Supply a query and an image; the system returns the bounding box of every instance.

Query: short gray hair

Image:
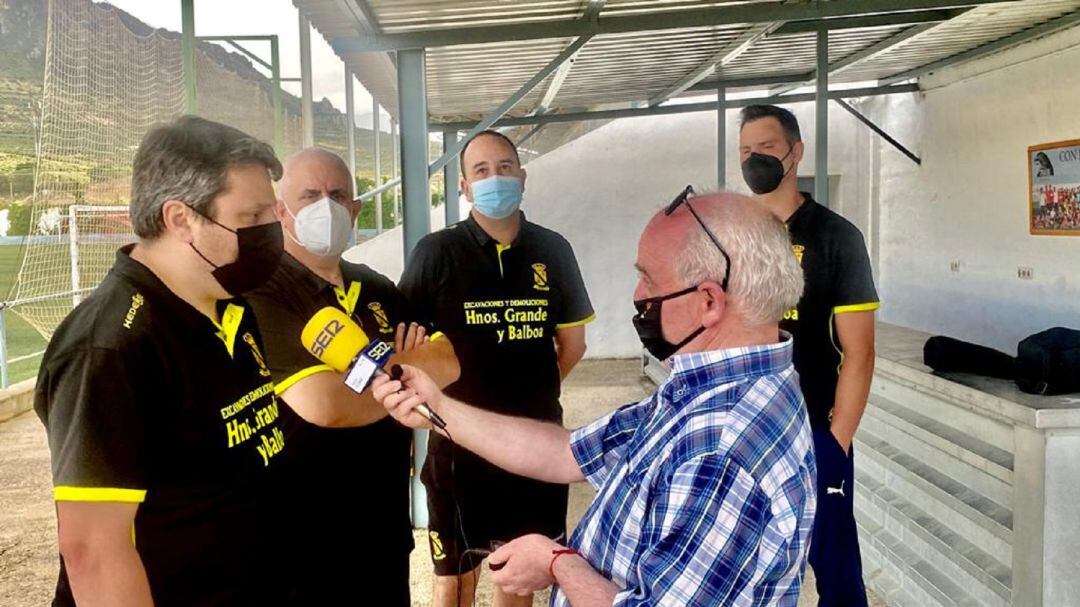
[675,193,803,327]
[130,115,282,239]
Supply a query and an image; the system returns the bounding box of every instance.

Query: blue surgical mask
[470,176,523,219]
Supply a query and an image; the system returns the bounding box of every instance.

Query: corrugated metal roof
[296,0,1080,128]
[368,0,589,32]
[837,0,1080,81]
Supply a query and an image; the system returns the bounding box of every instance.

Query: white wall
[858,26,1080,354]
[524,103,865,358]
[342,198,466,280]
[347,106,865,359]
[348,25,1080,358]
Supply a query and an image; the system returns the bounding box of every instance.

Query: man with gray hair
[35,116,289,606]
[373,190,817,606]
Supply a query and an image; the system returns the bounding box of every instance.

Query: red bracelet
[549,547,581,583]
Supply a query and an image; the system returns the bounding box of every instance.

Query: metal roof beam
[583,0,607,21]
[330,0,1017,52]
[834,98,921,165]
[532,1,606,115]
[333,0,381,36]
[430,83,919,131]
[772,8,965,35]
[196,38,274,71]
[524,1,608,144]
[769,11,966,96]
[648,22,783,107]
[427,35,594,176]
[687,74,814,93]
[881,9,1080,85]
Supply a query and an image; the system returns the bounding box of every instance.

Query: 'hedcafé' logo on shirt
[532,263,550,291]
[123,293,145,329]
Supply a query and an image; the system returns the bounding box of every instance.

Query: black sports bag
[1015,327,1080,395]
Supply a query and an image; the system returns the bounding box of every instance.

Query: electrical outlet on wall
[949,260,961,273]
[1018,266,1034,280]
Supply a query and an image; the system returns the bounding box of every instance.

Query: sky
[107,0,387,130]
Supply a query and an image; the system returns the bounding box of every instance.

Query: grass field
[0,245,51,386]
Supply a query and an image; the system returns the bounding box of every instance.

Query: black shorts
[422,434,568,575]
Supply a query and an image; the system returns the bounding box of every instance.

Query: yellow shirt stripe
[833,302,880,314]
[557,313,597,329]
[274,364,335,395]
[55,486,147,503]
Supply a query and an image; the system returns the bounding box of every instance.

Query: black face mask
[189,210,284,296]
[741,146,795,195]
[632,285,705,361]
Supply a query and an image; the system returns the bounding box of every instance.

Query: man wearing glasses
[375,192,817,606]
[739,104,879,607]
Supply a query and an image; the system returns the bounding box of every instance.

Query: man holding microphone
[376,192,817,606]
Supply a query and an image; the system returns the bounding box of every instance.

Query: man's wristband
[549,547,581,583]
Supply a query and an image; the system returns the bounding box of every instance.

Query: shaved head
[275,147,360,251]
[279,147,352,199]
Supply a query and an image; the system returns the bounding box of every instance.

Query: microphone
[300,307,446,429]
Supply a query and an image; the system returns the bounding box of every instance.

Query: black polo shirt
[781,194,880,428]
[400,212,594,422]
[245,253,414,557]
[35,245,285,607]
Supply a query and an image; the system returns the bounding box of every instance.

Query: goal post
[66,205,134,307]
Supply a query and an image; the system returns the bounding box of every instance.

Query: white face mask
[284,197,354,257]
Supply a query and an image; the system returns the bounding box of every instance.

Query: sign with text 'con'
[1030,138,1080,236]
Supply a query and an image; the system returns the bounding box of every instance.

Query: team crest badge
[368,302,394,334]
[429,531,447,561]
[532,263,550,292]
[242,332,271,377]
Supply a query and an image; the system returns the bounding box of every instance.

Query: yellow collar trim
[333,281,362,315]
[213,303,245,357]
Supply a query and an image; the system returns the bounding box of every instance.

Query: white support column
[398,49,430,258]
[716,84,726,190]
[299,13,314,148]
[345,71,357,185]
[68,207,81,307]
[815,26,829,207]
[373,101,382,233]
[392,119,400,226]
[443,131,460,226]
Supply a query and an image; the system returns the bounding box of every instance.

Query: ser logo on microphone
[310,319,345,359]
[366,340,394,361]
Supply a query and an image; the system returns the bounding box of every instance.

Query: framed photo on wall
[1029,138,1080,236]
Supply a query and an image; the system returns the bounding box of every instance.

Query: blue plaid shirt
[555,336,816,606]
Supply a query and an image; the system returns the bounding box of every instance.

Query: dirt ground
[0,359,879,606]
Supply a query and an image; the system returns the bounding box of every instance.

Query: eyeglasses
[665,185,731,291]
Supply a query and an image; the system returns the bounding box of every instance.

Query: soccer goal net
[5,0,298,340]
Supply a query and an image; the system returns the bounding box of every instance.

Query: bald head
[279,147,353,203]
[275,147,360,255]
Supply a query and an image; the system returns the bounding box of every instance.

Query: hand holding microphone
[370,363,448,431]
[301,307,446,429]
